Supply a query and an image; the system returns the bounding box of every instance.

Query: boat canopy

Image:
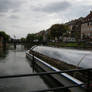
[33,46,92,68]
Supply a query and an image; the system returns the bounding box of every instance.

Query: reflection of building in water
[14,40,16,49]
[0,48,8,58]
[14,35,17,49]
[0,36,3,48]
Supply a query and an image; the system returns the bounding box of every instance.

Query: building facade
[66,11,92,41]
[81,11,92,40]
[36,30,48,42]
[65,17,84,41]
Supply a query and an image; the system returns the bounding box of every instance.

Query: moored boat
[26,46,88,92]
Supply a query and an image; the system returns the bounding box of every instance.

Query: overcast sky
[0,0,92,38]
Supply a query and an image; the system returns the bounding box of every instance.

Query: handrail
[0,68,91,79]
[0,68,91,92]
[30,84,85,92]
[26,49,92,92]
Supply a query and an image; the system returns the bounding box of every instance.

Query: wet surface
[33,46,92,68]
[0,45,48,92]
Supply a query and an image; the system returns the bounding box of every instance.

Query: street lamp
[14,35,16,49]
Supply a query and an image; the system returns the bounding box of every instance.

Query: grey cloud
[11,9,20,13]
[0,13,5,17]
[77,5,92,17]
[9,15,19,19]
[33,1,71,13]
[12,25,24,29]
[0,0,23,13]
[66,5,92,19]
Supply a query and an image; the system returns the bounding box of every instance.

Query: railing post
[87,70,91,92]
[31,45,37,72]
[32,50,35,72]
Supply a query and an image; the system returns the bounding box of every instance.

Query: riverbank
[47,42,92,50]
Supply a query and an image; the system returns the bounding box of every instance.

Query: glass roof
[33,46,92,68]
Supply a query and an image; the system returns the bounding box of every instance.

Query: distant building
[81,11,92,40]
[36,30,45,37]
[66,11,92,40]
[36,30,48,42]
[65,17,84,41]
[65,19,78,31]
[63,37,76,42]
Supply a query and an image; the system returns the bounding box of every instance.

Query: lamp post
[14,35,16,49]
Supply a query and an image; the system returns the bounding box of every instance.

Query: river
[0,45,48,92]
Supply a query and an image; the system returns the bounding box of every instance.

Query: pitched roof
[85,11,92,20]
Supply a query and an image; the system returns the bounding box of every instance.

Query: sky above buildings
[0,0,92,38]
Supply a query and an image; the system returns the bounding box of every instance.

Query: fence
[0,68,92,92]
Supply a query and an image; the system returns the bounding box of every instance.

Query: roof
[84,11,92,21]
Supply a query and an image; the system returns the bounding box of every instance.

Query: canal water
[0,45,48,92]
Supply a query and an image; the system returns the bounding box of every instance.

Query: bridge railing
[0,68,92,92]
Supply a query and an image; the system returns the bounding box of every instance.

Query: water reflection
[0,45,48,92]
[27,57,68,92]
[0,48,9,60]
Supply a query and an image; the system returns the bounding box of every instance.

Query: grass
[47,42,86,48]
[64,43,78,47]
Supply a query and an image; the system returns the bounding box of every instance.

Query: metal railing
[26,49,92,92]
[30,84,85,92]
[0,68,92,92]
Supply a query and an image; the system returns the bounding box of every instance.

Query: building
[36,30,48,42]
[36,11,92,42]
[36,30,45,37]
[67,11,92,40]
[65,17,84,41]
[65,19,78,31]
[81,11,92,40]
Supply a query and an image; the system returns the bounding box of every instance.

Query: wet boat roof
[33,46,92,68]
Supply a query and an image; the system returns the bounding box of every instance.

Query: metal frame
[0,68,91,79]
[30,84,85,92]
[26,49,92,92]
[0,68,91,92]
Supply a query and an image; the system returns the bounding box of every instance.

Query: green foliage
[48,42,79,47]
[0,31,10,41]
[64,43,78,47]
[20,37,26,43]
[50,24,69,40]
[37,35,43,43]
[26,34,35,43]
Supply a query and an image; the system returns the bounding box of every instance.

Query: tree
[25,33,36,48]
[36,35,43,43]
[20,37,26,44]
[0,31,10,42]
[50,24,69,40]
[26,34,35,43]
[0,31,10,48]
